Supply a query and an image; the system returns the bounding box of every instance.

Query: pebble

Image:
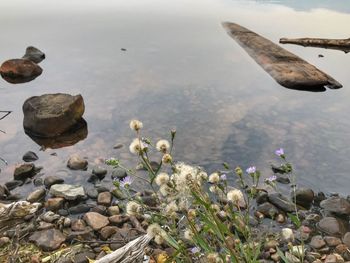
[268,193,295,212]
[310,235,326,249]
[325,236,342,247]
[320,197,350,216]
[107,206,120,216]
[111,168,127,180]
[13,163,35,180]
[68,204,92,214]
[100,226,120,240]
[97,192,112,206]
[92,166,107,179]
[29,229,66,251]
[26,188,46,203]
[44,176,64,188]
[87,188,99,199]
[67,154,88,170]
[45,197,65,211]
[22,151,39,162]
[84,212,109,230]
[281,228,294,242]
[318,217,349,237]
[50,184,85,200]
[5,180,22,190]
[71,219,87,231]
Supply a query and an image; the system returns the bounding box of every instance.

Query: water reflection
[25,119,88,149]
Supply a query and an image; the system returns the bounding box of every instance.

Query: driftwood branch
[280,37,350,53]
[222,22,342,92]
[95,234,152,263]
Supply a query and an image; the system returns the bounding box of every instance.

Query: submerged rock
[50,184,85,200]
[0,59,42,84]
[23,93,85,137]
[67,154,88,170]
[22,46,45,64]
[13,163,36,180]
[29,229,66,251]
[317,217,349,237]
[320,197,350,216]
[22,151,39,162]
[27,188,46,203]
[268,193,295,212]
[294,188,314,208]
[44,176,64,188]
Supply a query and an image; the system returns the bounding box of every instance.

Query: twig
[0,111,11,121]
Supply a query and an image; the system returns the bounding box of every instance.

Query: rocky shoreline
[1,153,350,263]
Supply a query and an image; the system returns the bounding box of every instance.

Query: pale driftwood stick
[280,37,350,53]
[95,234,152,263]
[222,22,342,91]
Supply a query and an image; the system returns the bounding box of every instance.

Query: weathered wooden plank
[280,37,350,53]
[222,22,342,91]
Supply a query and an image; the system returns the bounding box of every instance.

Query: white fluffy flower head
[129,119,143,131]
[227,189,246,208]
[208,172,220,184]
[126,201,142,216]
[155,172,170,186]
[129,138,146,155]
[156,139,170,153]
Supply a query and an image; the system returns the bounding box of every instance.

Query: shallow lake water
[0,0,350,195]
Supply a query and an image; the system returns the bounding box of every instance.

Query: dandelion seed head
[162,153,172,164]
[126,201,142,216]
[129,138,146,155]
[156,139,170,153]
[155,172,170,186]
[129,119,143,131]
[184,229,194,241]
[208,172,220,184]
[147,223,162,237]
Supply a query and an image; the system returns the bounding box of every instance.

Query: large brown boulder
[23,93,85,137]
[0,59,42,84]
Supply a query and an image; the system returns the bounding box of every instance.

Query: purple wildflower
[266,175,277,182]
[275,148,284,157]
[246,166,256,174]
[190,247,200,254]
[220,174,227,181]
[120,175,133,188]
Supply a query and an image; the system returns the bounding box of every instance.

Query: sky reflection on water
[0,0,350,195]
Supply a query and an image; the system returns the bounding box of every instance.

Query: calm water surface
[0,0,350,195]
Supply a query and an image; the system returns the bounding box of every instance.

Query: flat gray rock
[50,184,85,200]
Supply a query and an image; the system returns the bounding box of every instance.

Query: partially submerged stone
[222,22,342,91]
[320,196,350,216]
[67,154,88,170]
[13,163,36,180]
[22,46,45,63]
[23,93,85,137]
[0,58,42,84]
[49,184,85,200]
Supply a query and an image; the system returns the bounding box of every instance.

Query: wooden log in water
[222,22,342,91]
[280,37,350,53]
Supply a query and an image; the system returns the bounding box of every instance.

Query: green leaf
[277,248,291,263]
[223,162,230,169]
[288,213,301,228]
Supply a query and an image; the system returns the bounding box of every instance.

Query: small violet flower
[265,175,277,182]
[119,175,133,188]
[275,148,284,157]
[190,247,200,254]
[246,166,256,174]
[220,174,227,181]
